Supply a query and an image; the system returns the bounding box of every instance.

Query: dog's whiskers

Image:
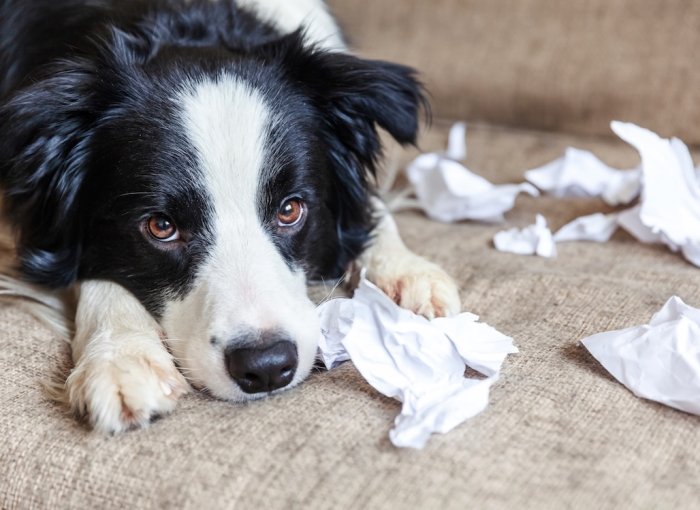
[165,349,201,383]
[316,273,348,306]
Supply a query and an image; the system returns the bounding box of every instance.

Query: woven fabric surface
[327,0,700,145]
[2,122,700,509]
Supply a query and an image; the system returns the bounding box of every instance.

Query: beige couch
[2,1,700,508]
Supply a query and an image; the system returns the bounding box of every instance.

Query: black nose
[226,340,298,394]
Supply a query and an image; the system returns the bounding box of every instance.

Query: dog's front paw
[66,331,188,434]
[367,253,461,319]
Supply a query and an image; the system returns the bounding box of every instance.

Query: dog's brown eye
[147,215,179,242]
[278,198,305,227]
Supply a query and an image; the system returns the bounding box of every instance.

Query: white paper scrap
[524,147,641,206]
[446,121,467,161]
[616,205,665,244]
[316,278,518,449]
[317,297,351,370]
[610,122,700,268]
[514,122,700,267]
[405,123,538,223]
[493,214,557,257]
[581,296,700,415]
[553,213,620,243]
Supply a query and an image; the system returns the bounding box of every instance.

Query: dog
[0,0,461,433]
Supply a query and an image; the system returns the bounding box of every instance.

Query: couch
[2,1,700,508]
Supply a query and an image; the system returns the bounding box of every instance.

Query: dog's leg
[66,280,188,434]
[359,199,461,319]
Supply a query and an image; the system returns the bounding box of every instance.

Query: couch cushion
[327,0,700,145]
[2,122,700,509]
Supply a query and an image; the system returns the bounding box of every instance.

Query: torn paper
[581,296,700,415]
[446,121,467,161]
[514,122,700,268]
[493,214,556,257]
[610,122,700,268]
[404,123,538,223]
[317,277,517,449]
[553,213,619,243]
[524,147,641,206]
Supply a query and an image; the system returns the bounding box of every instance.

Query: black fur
[0,0,426,315]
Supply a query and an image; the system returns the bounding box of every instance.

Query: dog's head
[0,3,426,400]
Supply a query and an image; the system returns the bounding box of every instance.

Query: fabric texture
[2,121,700,509]
[4,1,700,507]
[327,0,700,144]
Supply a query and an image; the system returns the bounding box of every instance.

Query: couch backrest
[327,0,700,144]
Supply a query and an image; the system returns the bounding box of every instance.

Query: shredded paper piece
[610,122,700,267]
[525,147,640,206]
[582,296,700,415]
[317,278,517,449]
[493,214,556,258]
[405,123,538,223]
[400,120,700,265]
[446,121,467,161]
[508,121,700,266]
[553,213,619,243]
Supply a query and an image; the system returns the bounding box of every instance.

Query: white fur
[237,0,345,50]
[162,75,319,401]
[67,281,188,434]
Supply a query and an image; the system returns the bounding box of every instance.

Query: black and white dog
[0,0,460,433]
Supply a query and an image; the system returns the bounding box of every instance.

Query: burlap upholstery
[328,0,700,145]
[3,1,700,508]
[2,121,700,508]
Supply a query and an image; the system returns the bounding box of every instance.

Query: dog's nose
[226,340,298,393]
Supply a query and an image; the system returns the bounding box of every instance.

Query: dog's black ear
[265,37,428,275]
[0,61,97,286]
[261,32,428,168]
[297,48,428,174]
[320,54,426,160]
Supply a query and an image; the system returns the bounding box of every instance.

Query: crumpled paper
[405,123,538,223]
[553,213,620,243]
[581,296,700,415]
[611,122,700,267]
[317,277,517,449]
[525,147,640,206]
[493,214,557,258]
[517,122,700,267]
[494,212,618,250]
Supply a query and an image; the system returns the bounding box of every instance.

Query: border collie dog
[0,0,460,433]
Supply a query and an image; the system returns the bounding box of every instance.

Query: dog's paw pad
[66,333,188,434]
[370,255,461,319]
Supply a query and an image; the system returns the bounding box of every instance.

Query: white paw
[66,331,188,434]
[367,252,461,319]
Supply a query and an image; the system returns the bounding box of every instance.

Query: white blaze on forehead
[180,75,269,222]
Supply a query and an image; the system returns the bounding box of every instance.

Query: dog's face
[84,71,334,400]
[0,18,424,400]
